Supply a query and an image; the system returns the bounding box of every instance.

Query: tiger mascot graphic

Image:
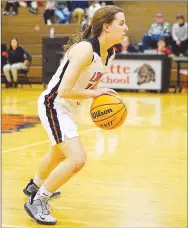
[134,64,156,85]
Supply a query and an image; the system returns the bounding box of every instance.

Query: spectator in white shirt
[87,1,101,24]
[172,14,188,56]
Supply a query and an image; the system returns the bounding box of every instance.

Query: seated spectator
[142,13,170,50]
[54,1,71,24]
[70,1,89,24]
[3,38,32,88]
[43,0,55,25]
[1,44,8,71]
[172,14,188,56]
[156,38,172,56]
[3,0,19,16]
[87,1,101,24]
[116,36,138,54]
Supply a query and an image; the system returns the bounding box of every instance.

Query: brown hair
[9,37,19,50]
[64,5,124,51]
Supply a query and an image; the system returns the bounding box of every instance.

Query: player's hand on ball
[92,88,118,98]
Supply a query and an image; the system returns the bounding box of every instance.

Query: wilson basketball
[90,94,127,130]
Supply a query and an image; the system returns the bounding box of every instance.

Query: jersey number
[85,72,103,89]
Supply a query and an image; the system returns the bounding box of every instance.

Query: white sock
[33,173,44,187]
[34,185,52,202]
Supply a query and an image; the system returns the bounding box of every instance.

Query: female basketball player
[24,5,128,225]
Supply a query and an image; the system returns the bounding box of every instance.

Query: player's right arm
[58,41,117,100]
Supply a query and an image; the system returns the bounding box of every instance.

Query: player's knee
[72,155,87,173]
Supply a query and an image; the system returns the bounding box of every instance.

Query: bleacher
[2,5,81,83]
[2,1,187,84]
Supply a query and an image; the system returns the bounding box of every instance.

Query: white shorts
[38,93,79,146]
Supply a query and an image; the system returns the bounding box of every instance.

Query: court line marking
[2,127,98,154]
[2,106,186,154]
[2,225,32,228]
[1,99,37,105]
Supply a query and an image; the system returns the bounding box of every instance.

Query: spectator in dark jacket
[3,38,32,87]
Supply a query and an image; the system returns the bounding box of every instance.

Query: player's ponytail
[82,25,92,39]
[64,25,92,52]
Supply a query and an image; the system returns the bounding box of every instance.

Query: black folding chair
[17,63,32,88]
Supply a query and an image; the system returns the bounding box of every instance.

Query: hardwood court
[2,85,187,228]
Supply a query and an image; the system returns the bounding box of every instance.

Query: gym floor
[2,85,187,228]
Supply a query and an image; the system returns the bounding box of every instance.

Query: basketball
[90,94,127,130]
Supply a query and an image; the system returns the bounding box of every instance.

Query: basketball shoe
[23,179,61,199]
[24,192,57,225]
